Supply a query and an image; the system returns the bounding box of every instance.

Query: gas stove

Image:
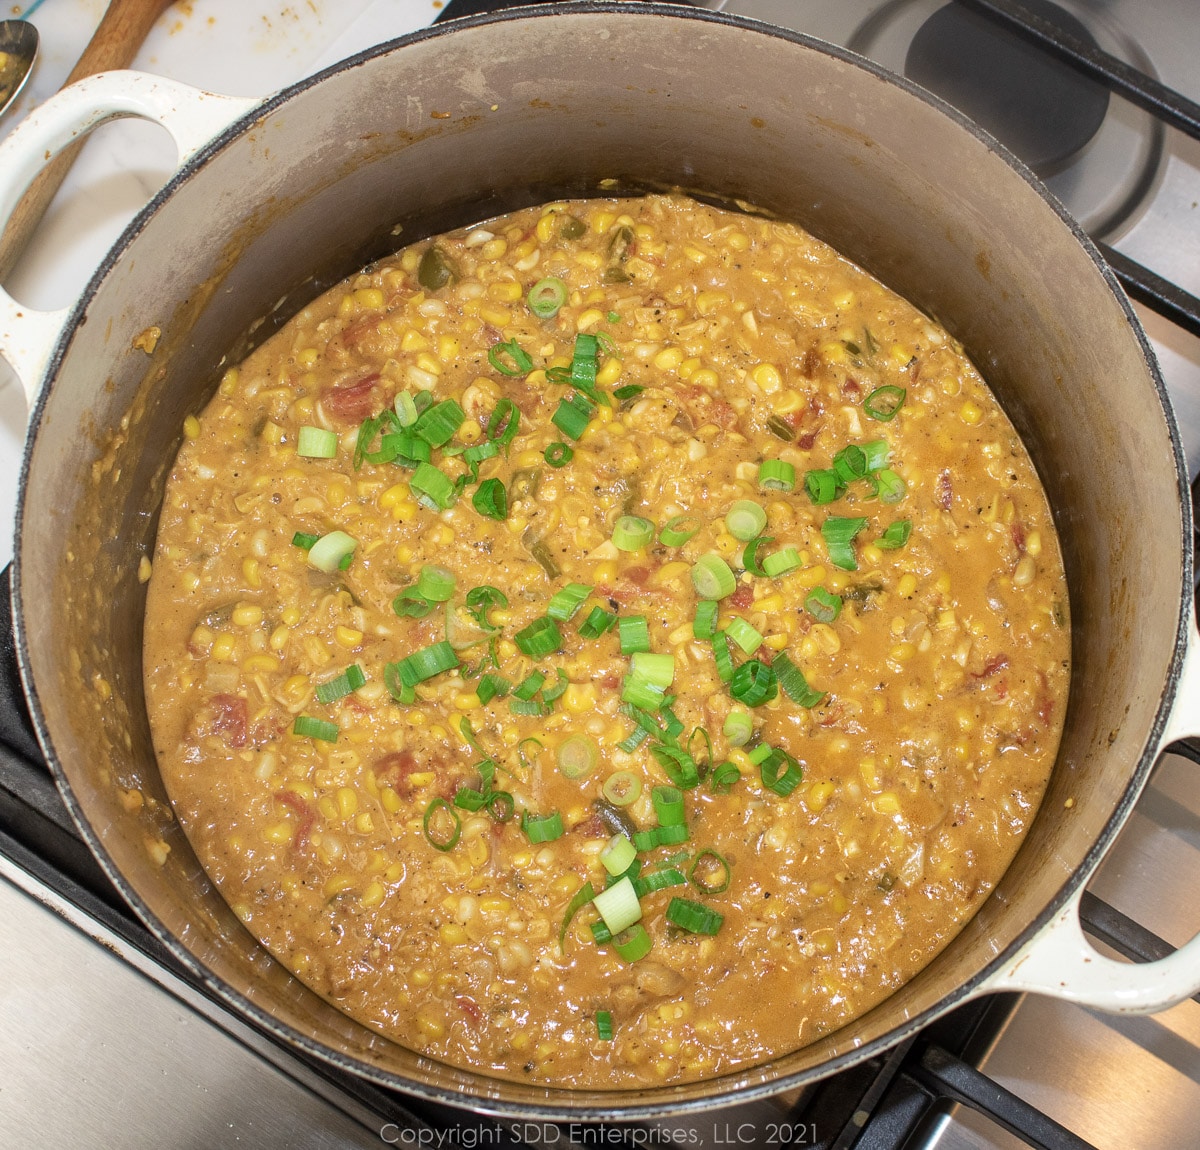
[0,2,1198,1148]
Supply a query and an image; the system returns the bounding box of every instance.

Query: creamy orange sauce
[144,195,1069,1087]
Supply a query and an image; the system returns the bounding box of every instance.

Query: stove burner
[904,0,1108,173]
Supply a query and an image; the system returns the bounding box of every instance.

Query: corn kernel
[897,573,918,598]
[183,414,201,440]
[958,399,983,425]
[439,923,468,946]
[335,626,363,649]
[653,346,684,372]
[563,683,597,714]
[243,654,280,674]
[750,363,782,393]
[488,280,524,303]
[360,881,385,908]
[596,357,622,386]
[211,635,237,662]
[324,876,355,898]
[231,603,263,628]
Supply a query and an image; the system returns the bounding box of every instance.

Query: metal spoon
[0,20,38,119]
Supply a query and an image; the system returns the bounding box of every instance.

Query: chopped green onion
[633,868,687,897]
[722,708,753,747]
[747,744,773,766]
[832,444,869,485]
[602,771,643,806]
[527,276,568,319]
[465,585,507,628]
[651,785,686,827]
[729,659,777,707]
[617,723,647,755]
[601,833,638,877]
[618,615,652,655]
[514,616,562,658]
[546,333,605,406]
[382,664,415,704]
[596,1010,614,1040]
[488,339,534,377]
[579,607,617,639]
[864,384,906,421]
[742,534,774,577]
[513,670,547,701]
[611,924,653,963]
[410,462,457,510]
[805,587,843,623]
[758,459,796,492]
[772,651,825,707]
[307,530,357,574]
[621,677,666,711]
[822,516,868,570]
[521,810,565,844]
[709,761,741,793]
[472,477,508,521]
[878,519,913,549]
[691,553,737,600]
[547,583,593,622]
[590,919,614,945]
[711,632,735,683]
[486,790,515,823]
[314,664,367,705]
[805,469,842,505]
[863,439,890,472]
[416,564,456,603]
[762,546,802,578]
[297,426,338,458]
[509,696,551,717]
[293,714,339,742]
[725,500,768,541]
[551,392,594,440]
[486,399,520,452]
[423,798,461,852]
[724,617,763,655]
[693,600,719,641]
[518,737,544,772]
[454,787,488,812]
[394,391,418,426]
[390,640,459,687]
[593,876,642,934]
[665,897,724,935]
[559,880,596,949]
[689,849,732,895]
[292,531,319,550]
[632,824,691,851]
[629,652,675,689]
[649,745,700,791]
[413,399,465,448]
[659,514,701,547]
[760,746,804,796]
[612,384,644,402]
[874,468,907,504]
[544,441,574,468]
[557,733,600,780]
[476,673,511,705]
[613,515,654,552]
[544,668,569,705]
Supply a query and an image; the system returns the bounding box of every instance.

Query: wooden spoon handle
[0,0,175,280]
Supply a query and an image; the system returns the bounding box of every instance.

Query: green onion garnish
[691,553,737,600]
[724,617,763,655]
[465,584,508,628]
[514,615,562,657]
[472,477,508,520]
[314,664,367,705]
[864,384,906,421]
[772,651,825,707]
[297,425,338,458]
[693,600,719,640]
[521,810,565,844]
[579,606,617,639]
[527,276,568,319]
[413,399,465,448]
[306,530,357,574]
[629,651,675,689]
[544,441,574,468]
[712,632,735,683]
[878,519,913,550]
[601,833,638,877]
[390,640,459,688]
[617,726,648,755]
[621,677,666,711]
[612,515,654,552]
[590,919,614,945]
[611,924,653,963]
[633,868,687,898]
[863,439,890,472]
[559,880,596,949]
[832,444,869,484]
[486,791,515,823]
[722,707,753,747]
[488,339,534,377]
[292,531,319,550]
[292,714,339,742]
[651,785,686,827]
[649,745,700,791]
[547,332,606,406]
[476,673,511,705]
[823,516,868,570]
[618,615,651,655]
[758,459,796,492]
[725,500,768,541]
[759,746,804,796]
[602,771,643,806]
[762,546,802,578]
[486,398,520,452]
[394,391,418,426]
[596,1010,614,1041]
[510,697,551,717]
[423,798,461,852]
[659,514,701,547]
[513,670,547,701]
[557,733,600,780]
[689,849,732,895]
[551,392,594,440]
[805,587,843,623]
[410,462,457,510]
[612,384,644,402]
[874,468,907,504]
[805,469,842,505]
[741,534,774,577]
[416,564,456,602]
[729,659,777,706]
[709,761,741,793]
[665,897,724,935]
[593,876,642,935]
[547,583,592,622]
[632,824,690,852]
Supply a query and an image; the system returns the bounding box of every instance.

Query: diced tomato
[276,789,314,849]
[973,654,1010,680]
[1011,522,1027,554]
[841,377,862,400]
[456,995,485,1025]
[323,373,380,421]
[1037,695,1054,725]
[375,750,421,795]
[208,694,247,748]
[729,584,754,609]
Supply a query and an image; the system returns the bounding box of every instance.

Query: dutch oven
[2,2,1199,1119]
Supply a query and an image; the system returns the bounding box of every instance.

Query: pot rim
[11,0,1194,1120]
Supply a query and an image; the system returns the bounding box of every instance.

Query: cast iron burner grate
[4,2,1200,1147]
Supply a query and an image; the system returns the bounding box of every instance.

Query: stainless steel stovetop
[0,2,1197,1148]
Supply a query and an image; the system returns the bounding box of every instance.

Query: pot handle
[983,600,1200,1011]
[0,71,259,400]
